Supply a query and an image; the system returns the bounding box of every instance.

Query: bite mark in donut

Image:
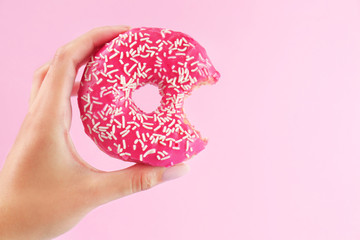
[78,27,220,167]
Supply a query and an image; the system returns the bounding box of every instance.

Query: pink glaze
[78,27,220,167]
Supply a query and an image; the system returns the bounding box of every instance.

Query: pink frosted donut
[78,27,220,167]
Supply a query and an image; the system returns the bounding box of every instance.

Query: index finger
[38,25,130,106]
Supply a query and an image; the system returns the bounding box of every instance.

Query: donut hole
[132,84,162,114]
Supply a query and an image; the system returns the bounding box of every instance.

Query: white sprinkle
[162,126,167,133]
[120,152,131,157]
[150,136,158,144]
[191,60,199,66]
[143,125,153,130]
[93,122,100,129]
[168,119,176,128]
[109,52,119,59]
[122,116,126,128]
[107,69,119,75]
[130,41,137,48]
[154,124,161,131]
[144,149,156,157]
[130,57,139,63]
[191,67,199,72]
[120,129,130,137]
[156,56,162,62]
[177,47,187,52]
[97,135,104,142]
[114,119,122,128]
[129,63,137,73]
[99,126,108,131]
[140,37,149,42]
[117,144,122,153]
[138,139,145,148]
[112,132,117,141]
[104,90,112,96]
[96,78,103,85]
[103,63,108,73]
[142,133,146,142]
[87,124,92,134]
[128,121,140,127]
[199,53,204,60]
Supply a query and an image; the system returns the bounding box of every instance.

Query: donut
[78,27,220,167]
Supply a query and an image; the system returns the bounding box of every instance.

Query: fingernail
[162,164,190,182]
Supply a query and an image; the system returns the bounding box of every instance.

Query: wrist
[0,196,45,240]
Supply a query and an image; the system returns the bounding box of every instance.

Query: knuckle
[131,171,157,193]
[32,63,49,82]
[33,67,43,79]
[54,45,70,61]
[89,27,101,34]
[89,26,109,34]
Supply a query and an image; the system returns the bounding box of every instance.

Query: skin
[0,26,189,240]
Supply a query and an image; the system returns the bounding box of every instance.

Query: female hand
[0,26,189,240]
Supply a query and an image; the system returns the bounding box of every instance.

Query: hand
[0,26,189,240]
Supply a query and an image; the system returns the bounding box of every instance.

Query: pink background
[1,0,360,239]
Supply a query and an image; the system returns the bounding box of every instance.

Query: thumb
[92,163,190,205]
